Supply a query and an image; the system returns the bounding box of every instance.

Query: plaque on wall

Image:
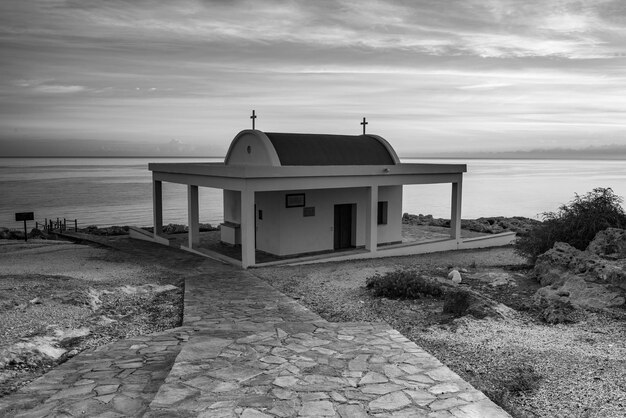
[285,193,305,208]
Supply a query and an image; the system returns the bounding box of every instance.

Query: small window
[377,201,388,225]
[258,209,263,220]
[303,207,315,217]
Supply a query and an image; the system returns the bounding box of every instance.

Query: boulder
[532,231,626,313]
[534,275,625,310]
[533,295,577,324]
[162,224,187,234]
[443,287,516,320]
[102,225,129,236]
[586,227,626,259]
[534,241,626,289]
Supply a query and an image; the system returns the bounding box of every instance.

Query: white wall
[223,189,241,224]
[225,132,276,166]
[378,185,402,244]
[255,192,282,255]
[255,187,403,256]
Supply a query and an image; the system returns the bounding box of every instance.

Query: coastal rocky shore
[402,213,542,236]
[1,214,538,241]
[0,223,219,240]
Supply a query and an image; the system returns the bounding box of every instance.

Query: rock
[199,223,218,232]
[96,315,117,326]
[163,224,187,234]
[534,276,625,310]
[118,284,178,294]
[448,269,462,284]
[533,242,626,288]
[443,287,515,320]
[532,233,626,313]
[60,288,102,310]
[103,225,129,236]
[401,213,540,235]
[586,227,626,259]
[368,391,411,412]
[469,271,519,287]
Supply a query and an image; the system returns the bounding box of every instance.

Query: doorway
[334,203,356,250]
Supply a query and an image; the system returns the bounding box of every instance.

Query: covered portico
[139,128,515,269]
[148,162,464,268]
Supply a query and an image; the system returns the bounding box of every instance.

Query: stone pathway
[146,266,509,418]
[0,237,510,417]
[0,329,189,417]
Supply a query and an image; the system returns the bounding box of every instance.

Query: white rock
[448,269,462,284]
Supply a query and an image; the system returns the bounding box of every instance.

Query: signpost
[15,212,34,242]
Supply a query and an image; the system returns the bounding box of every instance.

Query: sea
[1,157,625,229]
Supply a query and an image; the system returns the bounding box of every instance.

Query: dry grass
[0,240,184,397]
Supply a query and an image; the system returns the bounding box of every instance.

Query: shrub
[516,187,626,262]
[484,365,542,414]
[442,290,471,317]
[365,270,444,299]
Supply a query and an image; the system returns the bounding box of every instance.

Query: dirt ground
[0,240,184,397]
[253,247,626,418]
[2,237,624,417]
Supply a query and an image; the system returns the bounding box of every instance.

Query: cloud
[0,0,625,154]
[458,83,512,90]
[32,84,86,94]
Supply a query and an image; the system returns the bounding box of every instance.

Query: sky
[1,0,625,156]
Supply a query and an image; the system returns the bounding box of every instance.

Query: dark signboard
[15,212,34,222]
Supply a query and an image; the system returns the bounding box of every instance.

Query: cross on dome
[361,117,368,134]
[250,110,257,130]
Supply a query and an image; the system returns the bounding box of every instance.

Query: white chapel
[140,126,514,268]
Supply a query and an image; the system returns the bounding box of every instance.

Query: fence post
[75,219,78,232]
[44,218,47,232]
[63,218,66,231]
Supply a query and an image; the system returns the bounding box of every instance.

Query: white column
[187,185,199,248]
[450,177,463,241]
[240,189,255,268]
[153,179,163,238]
[365,185,378,252]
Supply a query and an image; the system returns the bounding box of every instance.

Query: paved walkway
[0,237,510,417]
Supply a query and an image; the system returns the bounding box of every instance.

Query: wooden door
[334,204,354,249]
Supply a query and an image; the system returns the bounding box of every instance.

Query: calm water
[1,158,625,228]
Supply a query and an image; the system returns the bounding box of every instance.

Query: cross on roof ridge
[250,110,257,130]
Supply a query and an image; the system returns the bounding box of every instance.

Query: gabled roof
[224,130,400,166]
[264,133,397,166]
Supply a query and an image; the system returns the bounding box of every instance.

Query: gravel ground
[253,247,626,418]
[0,239,184,397]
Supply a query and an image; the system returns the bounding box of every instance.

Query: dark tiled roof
[264,133,395,166]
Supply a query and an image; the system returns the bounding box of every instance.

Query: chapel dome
[224,130,399,166]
